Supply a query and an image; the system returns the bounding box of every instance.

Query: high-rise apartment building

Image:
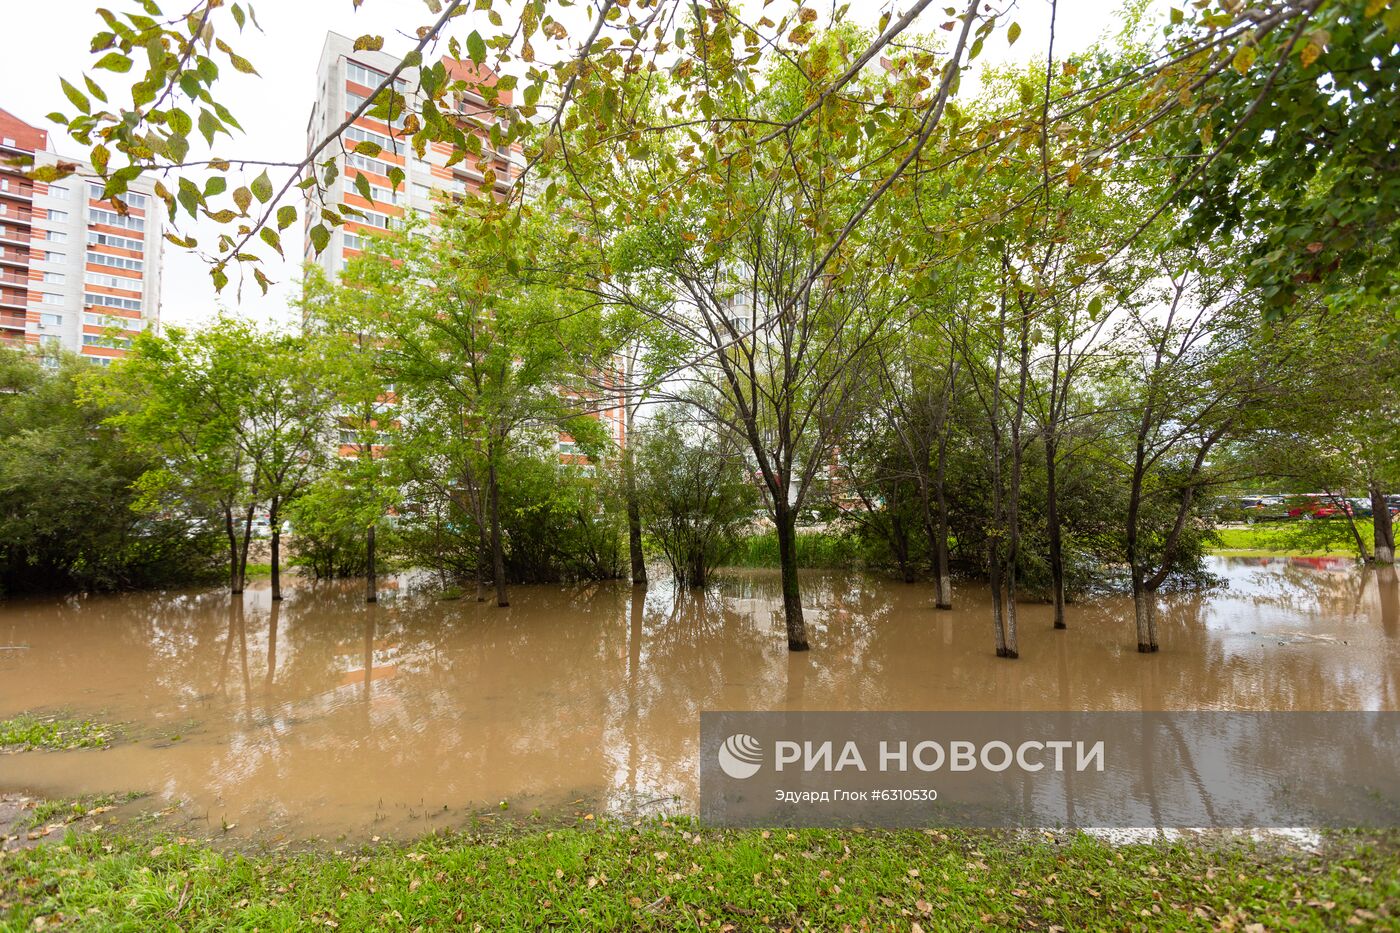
[304,33,625,457]
[304,32,521,283]
[0,107,163,365]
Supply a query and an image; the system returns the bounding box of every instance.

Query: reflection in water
[0,557,1394,839]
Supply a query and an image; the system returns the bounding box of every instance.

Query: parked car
[1230,495,1288,524]
[1285,496,1353,520]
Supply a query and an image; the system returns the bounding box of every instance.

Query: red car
[1286,497,1353,520]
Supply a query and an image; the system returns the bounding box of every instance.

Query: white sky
[1,1,1130,330]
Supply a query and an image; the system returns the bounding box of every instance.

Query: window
[346,91,408,129]
[83,333,131,349]
[87,250,144,272]
[49,186,69,200]
[42,294,63,307]
[47,231,67,243]
[342,232,366,252]
[85,291,142,312]
[84,311,139,329]
[46,251,65,262]
[85,356,114,367]
[43,271,64,284]
[355,211,393,230]
[89,207,145,232]
[88,184,147,210]
[346,61,406,92]
[412,183,433,200]
[47,209,68,222]
[557,441,577,455]
[345,153,394,176]
[88,231,143,252]
[39,312,62,327]
[85,271,140,291]
[39,334,60,349]
[346,125,399,154]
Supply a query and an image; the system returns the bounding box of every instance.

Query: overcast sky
[2,1,1134,331]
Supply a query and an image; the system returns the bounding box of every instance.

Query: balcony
[0,185,34,203]
[0,271,27,287]
[0,249,27,268]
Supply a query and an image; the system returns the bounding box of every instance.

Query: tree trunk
[1003,560,1021,659]
[235,501,256,594]
[1132,573,1157,653]
[988,545,1008,657]
[365,522,377,603]
[1371,481,1395,564]
[1330,491,1370,562]
[488,458,509,607]
[1045,435,1067,629]
[774,507,809,651]
[223,505,240,595]
[269,496,283,601]
[624,441,647,585]
[891,511,914,583]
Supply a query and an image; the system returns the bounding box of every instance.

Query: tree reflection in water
[0,556,1393,840]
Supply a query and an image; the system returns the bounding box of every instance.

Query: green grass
[1210,520,1374,558]
[22,794,143,831]
[728,530,864,569]
[0,714,113,751]
[0,821,1394,930]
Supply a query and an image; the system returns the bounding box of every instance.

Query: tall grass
[726,530,864,569]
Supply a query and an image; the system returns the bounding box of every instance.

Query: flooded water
[1,557,1396,840]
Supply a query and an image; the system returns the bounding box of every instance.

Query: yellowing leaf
[1232,44,1257,75]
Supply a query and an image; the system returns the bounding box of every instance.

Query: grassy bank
[0,714,113,752]
[728,530,863,569]
[1,822,1395,930]
[1209,521,1373,558]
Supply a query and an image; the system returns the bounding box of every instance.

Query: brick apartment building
[0,107,163,365]
[304,33,625,460]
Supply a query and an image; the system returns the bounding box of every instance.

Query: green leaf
[467,30,487,65]
[277,204,297,229]
[197,108,220,144]
[60,78,90,114]
[1006,22,1021,46]
[309,223,330,254]
[260,226,283,256]
[94,52,133,73]
[233,186,253,214]
[354,141,382,157]
[353,34,384,52]
[205,176,227,197]
[250,170,273,203]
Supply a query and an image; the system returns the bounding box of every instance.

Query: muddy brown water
[1,557,1396,841]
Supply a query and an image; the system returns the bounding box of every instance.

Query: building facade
[304,34,625,458]
[0,108,163,365]
[304,32,520,282]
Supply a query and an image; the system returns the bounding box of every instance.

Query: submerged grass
[0,821,1395,930]
[0,714,113,752]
